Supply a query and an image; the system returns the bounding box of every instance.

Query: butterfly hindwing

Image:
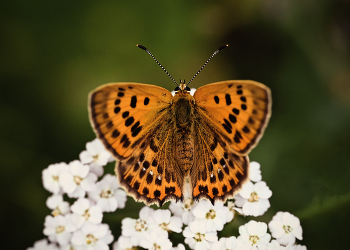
[116,117,183,206]
[191,112,249,203]
[89,83,173,159]
[194,80,271,155]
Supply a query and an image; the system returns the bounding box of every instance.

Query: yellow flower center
[283,225,293,234]
[83,209,90,220]
[51,207,61,217]
[74,176,82,185]
[135,219,147,232]
[86,234,97,245]
[206,209,216,219]
[249,235,259,245]
[55,225,65,234]
[182,198,193,211]
[160,222,169,231]
[248,192,259,202]
[153,243,161,250]
[194,232,205,242]
[100,188,114,198]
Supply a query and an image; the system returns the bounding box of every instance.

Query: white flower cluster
[34,138,127,250]
[29,139,307,250]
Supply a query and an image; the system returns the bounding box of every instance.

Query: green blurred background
[1,0,350,249]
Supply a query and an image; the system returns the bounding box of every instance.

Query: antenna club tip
[137,44,147,50]
[218,44,229,51]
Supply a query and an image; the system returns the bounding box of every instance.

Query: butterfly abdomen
[173,94,195,174]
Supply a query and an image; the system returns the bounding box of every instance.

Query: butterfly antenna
[187,44,229,87]
[137,45,179,87]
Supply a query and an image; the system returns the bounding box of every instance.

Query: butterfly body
[89,80,271,206]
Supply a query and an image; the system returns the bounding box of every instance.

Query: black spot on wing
[111,129,120,138]
[125,117,134,127]
[242,126,250,133]
[232,108,239,115]
[114,107,121,114]
[130,96,137,108]
[146,172,153,184]
[134,181,140,190]
[154,190,161,198]
[229,114,236,123]
[144,97,150,105]
[214,96,219,104]
[225,94,232,106]
[165,186,175,195]
[106,121,113,129]
[199,185,209,194]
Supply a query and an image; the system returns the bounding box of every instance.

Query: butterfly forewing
[89,83,173,159]
[194,80,271,155]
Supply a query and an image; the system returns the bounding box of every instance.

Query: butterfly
[88,45,271,206]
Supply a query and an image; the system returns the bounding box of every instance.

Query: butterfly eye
[174,86,180,91]
[185,86,191,91]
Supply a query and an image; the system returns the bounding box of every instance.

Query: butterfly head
[174,79,191,93]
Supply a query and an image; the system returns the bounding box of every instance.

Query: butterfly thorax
[172,91,195,174]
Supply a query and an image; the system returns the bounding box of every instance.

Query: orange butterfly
[88,45,271,206]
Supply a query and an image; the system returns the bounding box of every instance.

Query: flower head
[70,198,103,228]
[43,215,75,246]
[59,160,97,198]
[113,236,136,250]
[79,138,113,177]
[249,161,262,182]
[235,181,272,216]
[183,220,218,250]
[169,197,196,225]
[42,163,69,194]
[150,209,182,237]
[191,200,229,232]
[27,239,59,250]
[140,231,172,250]
[267,240,286,250]
[238,220,271,250]
[71,222,113,250]
[88,174,127,212]
[268,212,303,246]
[210,236,251,250]
[121,206,156,245]
[46,194,70,217]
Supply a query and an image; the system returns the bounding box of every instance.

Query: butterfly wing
[191,113,250,203]
[191,80,271,202]
[193,80,271,155]
[89,83,183,206]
